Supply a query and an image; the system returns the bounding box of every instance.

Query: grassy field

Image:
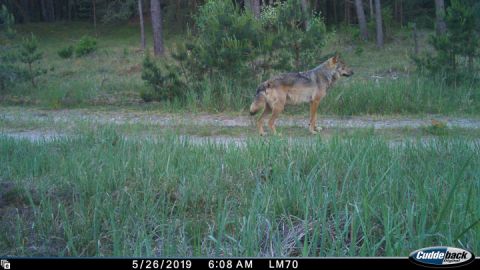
[1,19,479,259]
[3,22,149,108]
[2,22,479,115]
[0,127,479,256]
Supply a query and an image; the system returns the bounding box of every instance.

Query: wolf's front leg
[257,106,271,136]
[309,100,321,134]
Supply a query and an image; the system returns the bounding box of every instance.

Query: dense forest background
[2,0,477,30]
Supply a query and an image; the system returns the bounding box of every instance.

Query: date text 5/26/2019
[132,260,192,269]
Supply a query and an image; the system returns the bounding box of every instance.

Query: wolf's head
[328,55,354,77]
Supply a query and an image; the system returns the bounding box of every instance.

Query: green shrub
[75,35,97,57]
[171,0,327,98]
[141,54,184,101]
[58,45,74,59]
[139,89,155,103]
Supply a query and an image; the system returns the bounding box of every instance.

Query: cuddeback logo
[409,246,475,268]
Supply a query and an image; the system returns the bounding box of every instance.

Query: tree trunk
[354,0,368,40]
[40,0,48,22]
[73,0,78,20]
[345,0,350,25]
[251,0,260,19]
[59,0,66,21]
[92,0,97,36]
[244,0,250,11]
[333,0,338,24]
[321,0,328,24]
[394,0,403,25]
[138,0,146,50]
[151,0,164,56]
[54,0,61,20]
[68,0,72,21]
[399,0,403,26]
[413,22,418,55]
[47,0,55,21]
[190,0,198,18]
[301,0,309,29]
[394,0,398,22]
[369,0,374,19]
[434,0,447,35]
[301,0,309,13]
[12,0,29,23]
[174,0,179,21]
[375,0,383,48]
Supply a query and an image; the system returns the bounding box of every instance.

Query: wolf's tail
[249,84,267,115]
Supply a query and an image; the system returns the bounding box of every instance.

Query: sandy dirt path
[1,107,480,146]
[2,107,480,129]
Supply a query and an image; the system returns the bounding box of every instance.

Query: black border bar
[1,258,479,270]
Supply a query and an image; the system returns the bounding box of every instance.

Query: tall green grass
[319,75,480,115]
[188,75,480,115]
[0,129,479,256]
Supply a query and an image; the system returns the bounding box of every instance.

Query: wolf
[249,55,353,135]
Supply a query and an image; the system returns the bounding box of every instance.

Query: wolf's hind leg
[268,105,284,135]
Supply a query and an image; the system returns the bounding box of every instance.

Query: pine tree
[415,0,478,83]
[19,34,44,87]
[141,54,183,101]
[445,0,477,72]
[264,0,326,70]
[0,5,19,91]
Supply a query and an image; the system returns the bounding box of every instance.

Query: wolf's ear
[332,51,341,63]
[329,55,338,66]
